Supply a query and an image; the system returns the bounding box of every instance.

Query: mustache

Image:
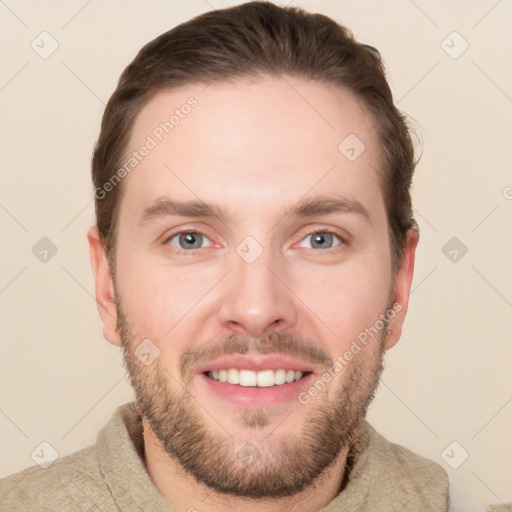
[179,331,333,380]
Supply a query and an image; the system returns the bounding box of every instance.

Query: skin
[88,75,419,512]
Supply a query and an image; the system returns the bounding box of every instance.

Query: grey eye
[168,232,209,250]
[299,232,342,250]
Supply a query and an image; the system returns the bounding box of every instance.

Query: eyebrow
[138,194,372,227]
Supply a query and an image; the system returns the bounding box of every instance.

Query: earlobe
[87,225,122,346]
[384,226,420,350]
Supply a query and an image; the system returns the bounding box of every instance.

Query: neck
[142,417,351,512]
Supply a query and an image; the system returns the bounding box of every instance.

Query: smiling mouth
[204,368,312,387]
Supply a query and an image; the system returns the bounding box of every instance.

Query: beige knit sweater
[0,401,500,511]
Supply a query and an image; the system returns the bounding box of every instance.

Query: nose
[216,244,298,338]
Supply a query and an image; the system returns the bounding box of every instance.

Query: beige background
[1,1,511,510]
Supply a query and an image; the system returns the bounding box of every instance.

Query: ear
[87,225,122,346]
[385,226,420,350]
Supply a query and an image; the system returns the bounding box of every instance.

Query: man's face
[92,76,416,498]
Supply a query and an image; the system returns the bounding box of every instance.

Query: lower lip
[197,372,316,407]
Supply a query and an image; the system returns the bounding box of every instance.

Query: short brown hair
[91,1,418,276]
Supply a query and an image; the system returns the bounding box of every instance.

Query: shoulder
[0,443,112,512]
[370,423,448,483]
[355,421,449,510]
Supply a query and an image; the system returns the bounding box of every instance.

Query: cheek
[294,260,389,350]
[115,255,215,350]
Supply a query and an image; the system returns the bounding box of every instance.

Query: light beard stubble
[116,301,391,499]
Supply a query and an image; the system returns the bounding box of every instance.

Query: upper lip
[194,353,316,375]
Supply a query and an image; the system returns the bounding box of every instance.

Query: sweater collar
[96,401,447,512]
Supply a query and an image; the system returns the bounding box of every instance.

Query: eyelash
[162,227,347,254]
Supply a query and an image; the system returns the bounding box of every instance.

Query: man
[0,2,460,511]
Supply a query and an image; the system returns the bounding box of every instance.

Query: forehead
[120,76,384,225]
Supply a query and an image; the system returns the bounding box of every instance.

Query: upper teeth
[207,369,305,387]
